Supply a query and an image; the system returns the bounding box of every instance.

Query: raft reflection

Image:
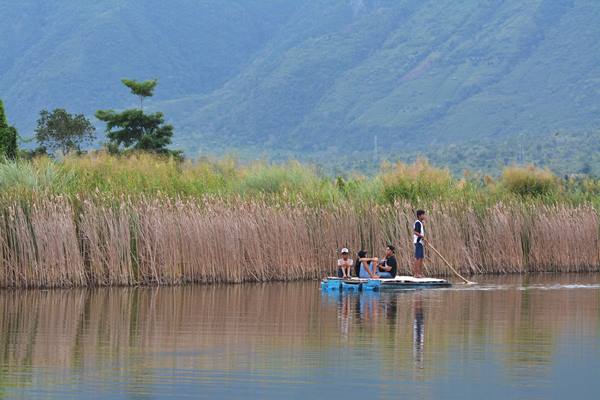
[326,290,427,372]
[0,274,598,398]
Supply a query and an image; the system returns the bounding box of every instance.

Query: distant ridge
[2,0,599,173]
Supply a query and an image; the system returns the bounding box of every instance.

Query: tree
[121,78,157,110]
[0,100,18,160]
[95,109,174,153]
[35,109,96,155]
[96,79,177,155]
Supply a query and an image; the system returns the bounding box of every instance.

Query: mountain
[0,0,302,132]
[2,0,600,174]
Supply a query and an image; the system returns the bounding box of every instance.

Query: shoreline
[1,271,599,292]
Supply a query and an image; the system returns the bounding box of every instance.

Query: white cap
[341,248,349,254]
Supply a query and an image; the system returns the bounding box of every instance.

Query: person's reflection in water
[358,291,380,323]
[385,294,397,325]
[413,293,425,370]
[325,291,352,342]
[339,292,352,341]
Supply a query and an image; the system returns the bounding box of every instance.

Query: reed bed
[0,197,599,288]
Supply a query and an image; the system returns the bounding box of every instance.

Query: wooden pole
[427,243,476,285]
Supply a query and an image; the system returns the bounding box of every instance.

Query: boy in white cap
[337,248,354,278]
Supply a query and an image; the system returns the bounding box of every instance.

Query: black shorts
[415,243,424,259]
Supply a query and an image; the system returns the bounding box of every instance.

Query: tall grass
[0,158,75,194]
[1,154,600,288]
[4,153,599,206]
[501,165,559,197]
[0,196,598,288]
[381,159,454,203]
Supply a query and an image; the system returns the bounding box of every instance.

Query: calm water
[1,275,599,399]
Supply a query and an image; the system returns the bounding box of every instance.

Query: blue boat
[321,276,451,291]
[365,276,451,290]
[340,278,365,291]
[321,277,343,290]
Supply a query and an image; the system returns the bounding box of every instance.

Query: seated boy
[377,245,398,278]
[337,248,353,278]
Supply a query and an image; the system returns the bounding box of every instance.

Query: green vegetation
[2,1,600,287]
[0,100,18,160]
[162,0,600,167]
[381,160,455,204]
[0,158,74,193]
[2,1,600,174]
[121,78,157,110]
[35,109,96,155]
[408,132,600,177]
[1,153,600,209]
[96,79,176,156]
[2,153,600,288]
[0,0,303,134]
[501,166,558,198]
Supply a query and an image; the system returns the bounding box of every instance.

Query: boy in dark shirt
[377,245,398,278]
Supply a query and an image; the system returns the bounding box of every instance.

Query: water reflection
[413,294,424,370]
[0,274,599,399]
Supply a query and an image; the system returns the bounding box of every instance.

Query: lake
[1,274,599,399]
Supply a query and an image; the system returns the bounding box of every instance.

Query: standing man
[413,210,427,278]
[337,248,353,278]
[377,245,398,278]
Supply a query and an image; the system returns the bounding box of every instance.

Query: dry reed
[0,197,599,288]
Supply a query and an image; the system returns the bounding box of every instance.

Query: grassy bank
[0,154,599,288]
[2,152,600,205]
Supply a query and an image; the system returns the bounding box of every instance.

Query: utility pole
[373,135,378,163]
[519,133,525,164]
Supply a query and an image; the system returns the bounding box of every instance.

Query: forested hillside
[2,0,599,174]
[0,0,301,130]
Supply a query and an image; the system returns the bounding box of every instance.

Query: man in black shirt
[377,245,398,278]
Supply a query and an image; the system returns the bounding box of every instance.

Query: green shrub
[237,161,314,194]
[381,159,454,202]
[501,165,559,197]
[0,157,75,193]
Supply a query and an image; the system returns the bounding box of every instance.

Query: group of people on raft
[337,210,427,279]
